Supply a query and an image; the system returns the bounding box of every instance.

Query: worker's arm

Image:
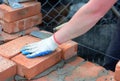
[21,0,117,58]
[55,0,117,44]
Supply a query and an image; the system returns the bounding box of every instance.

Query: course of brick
[12,48,61,80]
[31,57,117,81]
[0,1,42,34]
[0,1,41,22]
[2,13,42,33]
[0,1,42,42]
[0,32,119,80]
[0,27,39,42]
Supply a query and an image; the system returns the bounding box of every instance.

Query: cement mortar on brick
[33,60,65,79]
[47,61,106,81]
[14,56,110,81]
[97,68,109,77]
[47,57,85,81]
[15,56,84,80]
[15,60,65,80]
[74,78,97,81]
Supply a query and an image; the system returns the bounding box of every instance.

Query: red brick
[0,1,41,22]
[59,40,78,60]
[18,19,25,31]
[96,71,116,81]
[24,17,33,29]
[11,48,61,80]
[0,27,39,42]
[0,56,16,81]
[115,61,120,81]
[2,21,17,33]
[65,62,104,81]
[2,13,42,33]
[0,35,40,59]
[0,31,21,42]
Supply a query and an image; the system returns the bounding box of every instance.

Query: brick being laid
[0,56,16,81]
[11,48,62,80]
[1,13,42,33]
[0,1,41,22]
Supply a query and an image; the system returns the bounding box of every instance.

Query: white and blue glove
[21,35,58,58]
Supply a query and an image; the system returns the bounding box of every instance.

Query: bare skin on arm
[54,0,117,44]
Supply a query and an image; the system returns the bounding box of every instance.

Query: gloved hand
[21,35,58,58]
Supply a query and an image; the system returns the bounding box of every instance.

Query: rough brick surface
[59,40,78,60]
[11,48,61,80]
[0,27,39,42]
[0,35,40,59]
[0,1,41,22]
[31,57,84,81]
[2,13,42,33]
[30,56,115,81]
[0,56,16,81]
[115,61,120,81]
[65,62,105,81]
[0,31,21,42]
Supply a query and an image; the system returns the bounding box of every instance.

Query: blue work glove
[21,36,58,58]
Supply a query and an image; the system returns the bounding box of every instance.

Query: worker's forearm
[54,0,117,44]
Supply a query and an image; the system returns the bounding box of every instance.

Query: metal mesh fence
[38,0,72,29]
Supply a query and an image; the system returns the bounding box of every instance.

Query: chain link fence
[38,0,90,31]
[38,0,72,30]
